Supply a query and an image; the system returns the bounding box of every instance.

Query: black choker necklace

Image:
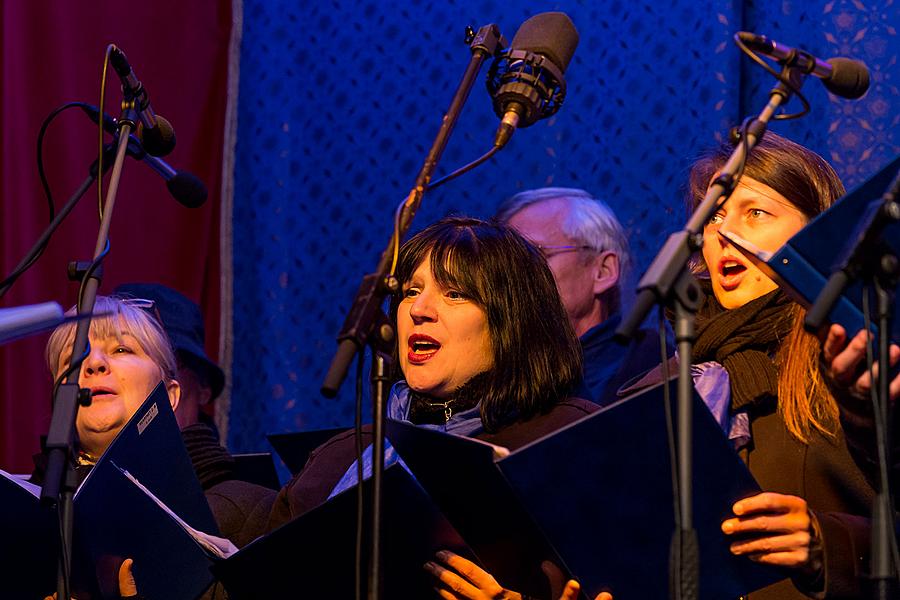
[407,373,488,426]
[409,395,464,425]
[422,398,459,423]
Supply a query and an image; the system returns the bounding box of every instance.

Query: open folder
[0,382,233,600]
[721,153,900,342]
[386,378,784,599]
[212,463,474,599]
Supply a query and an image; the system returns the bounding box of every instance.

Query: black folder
[267,428,348,474]
[212,463,474,599]
[232,452,282,490]
[724,153,900,342]
[386,379,784,599]
[0,473,58,599]
[0,383,224,600]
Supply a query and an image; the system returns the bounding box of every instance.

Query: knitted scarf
[693,286,794,413]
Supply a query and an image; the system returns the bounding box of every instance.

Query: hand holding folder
[39,559,139,600]
[386,378,785,599]
[427,550,615,600]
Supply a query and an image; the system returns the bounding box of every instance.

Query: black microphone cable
[733,32,813,121]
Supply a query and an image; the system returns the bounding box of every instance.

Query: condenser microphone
[737,32,869,99]
[488,12,579,147]
[79,104,207,208]
[109,45,177,156]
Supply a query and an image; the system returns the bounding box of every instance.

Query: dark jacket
[181,423,276,549]
[575,313,671,407]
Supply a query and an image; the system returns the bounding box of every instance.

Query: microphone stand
[616,65,809,600]
[804,168,900,600]
[40,106,138,598]
[1,133,178,300]
[320,24,504,600]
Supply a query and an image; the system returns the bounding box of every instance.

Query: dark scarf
[693,286,794,413]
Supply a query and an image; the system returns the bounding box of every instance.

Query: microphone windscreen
[510,12,579,72]
[166,171,208,208]
[823,57,870,99]
[140,115,177,157]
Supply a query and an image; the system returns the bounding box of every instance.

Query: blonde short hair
[46,296,177,382]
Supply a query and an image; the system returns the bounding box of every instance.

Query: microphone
[737,32,869,99]
[0,302,63,345]
[78,104,207,208]
[109,45,177,156]
[488,12,579,147]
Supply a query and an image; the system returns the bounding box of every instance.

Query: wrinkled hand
[823,325,900,402]
[722,493,822,576]
[425,550,612,600]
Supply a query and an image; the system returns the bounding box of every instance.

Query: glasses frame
[534,244,595,259]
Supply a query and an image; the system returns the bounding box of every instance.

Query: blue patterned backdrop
[227,0,899,459]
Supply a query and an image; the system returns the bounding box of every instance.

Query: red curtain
[0,1,232,471]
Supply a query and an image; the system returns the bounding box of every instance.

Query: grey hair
[496,187,631,311]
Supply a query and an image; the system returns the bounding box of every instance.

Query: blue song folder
[386,378,784,599]
[723,154,900,342]
[0,382,229,600]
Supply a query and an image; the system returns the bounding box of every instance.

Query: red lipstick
[407,333,441,364]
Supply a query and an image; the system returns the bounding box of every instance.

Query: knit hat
[112,283,225,400]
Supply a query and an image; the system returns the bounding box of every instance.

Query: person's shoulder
[480,397,600,451]
[554,396,601,416]
[302,425,373,469]
[206,479,278,548]
[616,356,677,398]
[268,425,373,528]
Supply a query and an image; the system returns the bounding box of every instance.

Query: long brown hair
[688,132,846,443]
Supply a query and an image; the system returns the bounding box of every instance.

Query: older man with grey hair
[497,187,664,405]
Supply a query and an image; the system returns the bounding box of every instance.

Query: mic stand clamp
[616,64,809,600]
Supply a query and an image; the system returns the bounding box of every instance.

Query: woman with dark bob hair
[392,214,584,431]
[266,216,608,599]
[646,131,899,599]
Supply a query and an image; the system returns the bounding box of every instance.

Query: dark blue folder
[72,382,221,600]
[0,473,57,599]
[386,379,784,599]
[0,383,221,600]
[726,154,900,342]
